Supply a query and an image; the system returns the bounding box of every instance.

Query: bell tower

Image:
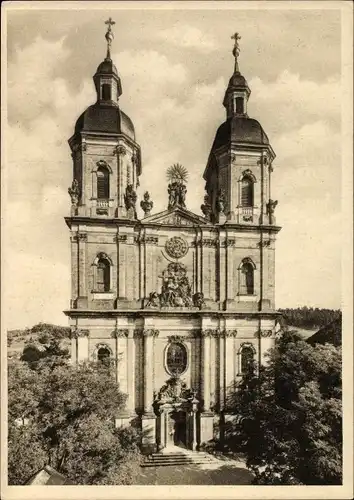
[203,33,276,226]
[68,18,141,221]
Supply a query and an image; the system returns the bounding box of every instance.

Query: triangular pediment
[141,206,208,226]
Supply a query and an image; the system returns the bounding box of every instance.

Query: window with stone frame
[166,342,187,376]
[240,345,255,374]
[240,261,254,295]
[96,257,110,292]
[97,346,111,366]
[241,176,254,207]
[97,166,110,199]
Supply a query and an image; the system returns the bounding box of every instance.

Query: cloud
[5,21,343,329]
[5,251,70,329]
[249,70,340,135]
[275,211,341,309]
[157,25,216,51]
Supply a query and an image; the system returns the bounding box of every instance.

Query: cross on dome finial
[105,17,115,60]
[231,32,241,73]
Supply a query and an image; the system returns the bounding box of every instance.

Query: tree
[227,332,342,485]
[8,359,141,485]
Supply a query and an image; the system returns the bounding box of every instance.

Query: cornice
[64,309,282,319]
[65,215,281,234]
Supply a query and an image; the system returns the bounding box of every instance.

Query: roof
[307,317,342,347]
[25,465,74,485]
[95,58,118,77]
[212,116,269,149]
[74,104,135,139]
[142,205,208,226]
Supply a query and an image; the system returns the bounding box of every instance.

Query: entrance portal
[169,411,187,448]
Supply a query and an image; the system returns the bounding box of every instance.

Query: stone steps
[142,451,220,468]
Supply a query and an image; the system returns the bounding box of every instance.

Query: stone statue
[124,184,137,218]
[178,183,187,208]
[168,181,187,210]
[140,191,153,217]
[193,292,205,310]
[168,182,177,209]
[68,179,80,209]
[201,194,212,220]
[146,291,160,308]
[216,189,226,214]
[266,199,278,224]
[158,377,188,401]
[159,262,192,307]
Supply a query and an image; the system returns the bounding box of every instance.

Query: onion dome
[74,105,135,140]
[73,17,135,140]
[214,33,269,147]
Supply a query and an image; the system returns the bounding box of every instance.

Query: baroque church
[65,20,281,454]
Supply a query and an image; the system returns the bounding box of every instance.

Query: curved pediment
[141,207,209,227]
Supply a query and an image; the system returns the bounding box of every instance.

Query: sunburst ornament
[166,163,189,184]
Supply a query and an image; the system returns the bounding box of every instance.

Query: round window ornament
[165,236,188,259]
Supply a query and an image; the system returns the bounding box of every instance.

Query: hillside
[7,323,71,359]
[278,307,341,330]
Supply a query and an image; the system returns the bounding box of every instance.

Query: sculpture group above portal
[156,377,197,403]
[161,262,192,307]
[166,163,188,210]
[146,262,192,308]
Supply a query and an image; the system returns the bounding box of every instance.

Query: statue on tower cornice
[124,184,137,219]
[201,193,212,221]
[216,188,226,215]
[68,179,80,214]
[266,199,278,224]
[166,163,188,210]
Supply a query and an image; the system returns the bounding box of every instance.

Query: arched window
[241,176,254,207]
[240,261,254,295]
[96,257,110,292]
[97,346,111,363]
[97,166,110,199]
[166,343,188,376]
[240,345,255,375]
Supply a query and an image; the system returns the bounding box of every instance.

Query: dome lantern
[223,33,251,119]
[93,17,122,104]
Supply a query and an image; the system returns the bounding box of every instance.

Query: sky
[4,3,344,329]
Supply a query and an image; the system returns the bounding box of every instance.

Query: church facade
[65,23,281,454]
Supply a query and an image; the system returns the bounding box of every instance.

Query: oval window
[166,342,187,376]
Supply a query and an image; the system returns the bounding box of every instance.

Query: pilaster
[70,327,89,362]
[77,232,87,307]
[127,330,136,413]
[142,328,159,415]
[116,144,126,217]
